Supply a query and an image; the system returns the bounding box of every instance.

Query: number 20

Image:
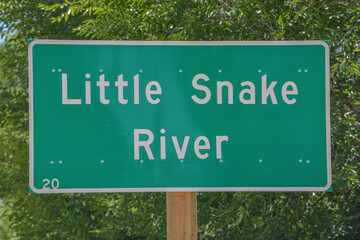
[42,178,59,189]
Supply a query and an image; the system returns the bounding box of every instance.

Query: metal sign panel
[29,40,331,193]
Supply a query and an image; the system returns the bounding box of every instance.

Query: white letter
[62,73,81,104]
[96,74,110,104]
[217,81,233,104]
[239,81,255,104]
[261,74,278,104]
[115,74,128,104]
[191,74,211,104]
[216,136,228,159]
[172,136,190,160]
[134,129,154,160]
[146,81,162,104]
[85,81,91,104]
[160,129,166,160]
[194,136,210,159]
[282,81,298,104]
[134,74,139,104]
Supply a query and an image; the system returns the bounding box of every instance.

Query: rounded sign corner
[318,40,330,53]
[320,181,332,192]
[29,184,43,194]
[28,39,41,51]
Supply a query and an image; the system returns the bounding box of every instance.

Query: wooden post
[167,192,197,240]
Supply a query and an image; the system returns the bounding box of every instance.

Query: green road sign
[29,40,331,193]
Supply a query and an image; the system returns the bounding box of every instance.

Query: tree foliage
[0,0,359,239]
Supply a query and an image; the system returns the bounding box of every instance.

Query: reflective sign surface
[29,40,331,193]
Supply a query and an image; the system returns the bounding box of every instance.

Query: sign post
[167,192,197,240]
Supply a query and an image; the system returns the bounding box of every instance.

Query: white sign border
[29,40,331,193]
